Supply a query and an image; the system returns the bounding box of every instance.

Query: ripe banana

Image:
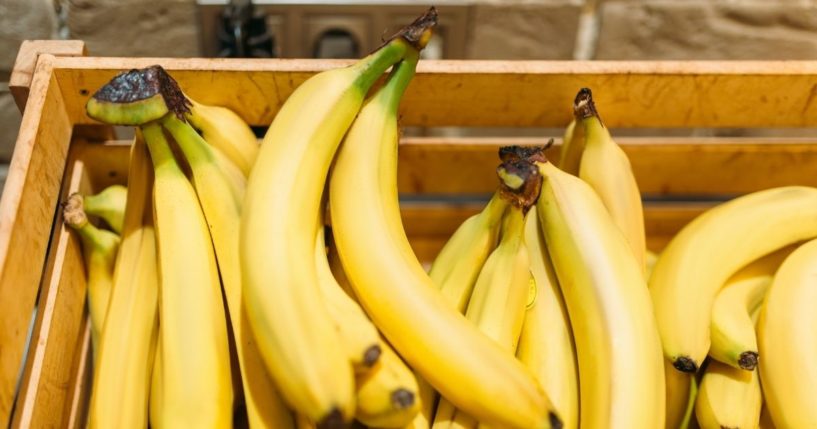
[428,191,508,312]
[575,88,646,275]
[62,193,120,355]
[434,179,542,429]
[533,152,665,428]
[650,186,817,373]
[664,358,696,429]
[87,134,158,429]
[517,209,578,429]
[141,122,233,427]
[186,98,259,176]
[162,112,295,429]
[240,9,435,421]
[758,237,817,428]
[150,333,163,428]
[356,339,420,428]
[316,226,382,371]
[695,360,762,429]
[83,184,127,234]
[709,246,793,371]
[329,47,555,428]
[557,118,582,175]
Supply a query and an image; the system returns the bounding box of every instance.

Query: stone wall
[3,0,817,192]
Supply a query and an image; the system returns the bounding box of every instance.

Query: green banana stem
[141,123,178,172]
[84,185,127,234]
[162,115,217,166]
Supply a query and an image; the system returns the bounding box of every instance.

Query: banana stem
[141,123,178,172]
[497,159,543,213]
[374,50,420,116]
[162,114,215,166]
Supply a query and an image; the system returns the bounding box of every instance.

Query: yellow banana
[758,238,817,428]
[83,184,127,234]
[695,360,762,429]
[240,9,436,421]
[316,226,382,371]
[87,134,158,429]
[533,152,665,429]
[186,98,259,176]
[62,193,120,355]
[650,186,817,373]
[709,246,793,371]
[150,330,163,428]
[356,339,421,428]
[575,88,646,275]
[517,209,578,429]
[664,358,696,429]
[433,177,544,429]
[162,112,295,429]
[557,118,583,175]
[428,191,508,312]
[141,122,233,427]
[329,48,555,428]
[759,404,775,429]
[646,249,659,278]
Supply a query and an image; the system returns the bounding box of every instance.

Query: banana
[141,122,233,427]
[517,209,578,429]
[316,226,382,371]
[356,339,420,428]
[83,184,127,233]
[664,358,696,429]
[709,246,793,371]
[240,9,436,422]
[150,331,163,429]
[759,404,775,429]
[428,191,508,312]
[531,150,665,428]
[329,46,556,428]
[186,98,259,176]
[161,112,295,429]
[87,134,158,429]
[650,186,817,373]
[574,88,646,275]
[646,249,659,278]
[695,360,762,429]
[757,238,817,428]
[557,118,583,175]
[433,177,542,429]
[61,193,120,355]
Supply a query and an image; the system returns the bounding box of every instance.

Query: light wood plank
[0,55,75,426]
[12,155,92,429]
[52,57,817,128]
[9,41,87,112]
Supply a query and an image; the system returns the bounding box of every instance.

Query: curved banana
[141,122,233,427]
[709,246,793,371]
[356,339,420,428]
[664,358,695,429]
[557,118,582,175]
[650,186,817,373]
[329,49,555,428]
[186,98,259,176]
[695,359,762,429]
[88,135,159,429]
[62,193,120,355]
[83,184,127,234]
[517,209,578,429]
[316,226,382,371]
[575,88,646,275]
[428,191,508,312]
[240,11,436,421]
[433,180,544,429]
[646,249,658,278]
[150,333,163,428]
[758,238,817,428]
[162,113,295,429]
[533,153,665,429]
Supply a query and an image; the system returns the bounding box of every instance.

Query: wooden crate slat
[52,57,817,128]
[0,55,74,425]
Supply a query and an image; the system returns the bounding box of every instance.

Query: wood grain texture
[9,41,87,112]
[11,157,92,429]
[51,57,817,128]
[0,55,75,427]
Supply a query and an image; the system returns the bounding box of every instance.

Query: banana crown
[496,158,543,213]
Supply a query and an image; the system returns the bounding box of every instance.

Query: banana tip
[316,408,345,429]
[672,356,698,373]
[393,6,438,50]
[391,389,416,410]
[738,351,758,370]
[549,411,563,429]
[573,87,598,120]
[363,344,382,367]
[62,193,88,228]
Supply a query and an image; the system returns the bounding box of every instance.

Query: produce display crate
[3,40,817,428]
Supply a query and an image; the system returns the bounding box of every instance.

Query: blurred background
[3,0,817,192]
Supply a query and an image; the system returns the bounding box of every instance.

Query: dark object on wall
[217,0,275,58]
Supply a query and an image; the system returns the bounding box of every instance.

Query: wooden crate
[4,40,817,428]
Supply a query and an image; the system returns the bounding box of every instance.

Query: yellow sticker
[526,274,537,309]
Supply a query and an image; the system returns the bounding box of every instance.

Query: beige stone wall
[3,0,817,192]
